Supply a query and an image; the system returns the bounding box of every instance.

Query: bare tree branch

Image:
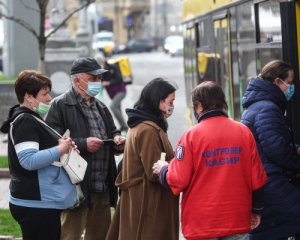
[0,13,38,38]
[0,1,9,12]
[19,0,39,13]
[46,0,96,39]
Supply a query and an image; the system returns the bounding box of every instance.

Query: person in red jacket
[153,81,267,240]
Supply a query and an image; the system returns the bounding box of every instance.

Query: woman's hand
[152,160,169,175]
[251,213,261,230]
[114,136,126,145]
[297,146,300,156]
[57,137,73,155]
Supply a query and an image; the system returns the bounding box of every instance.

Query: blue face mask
[80,79,102,97]
[285,84,295,101]
[280,79,295,101]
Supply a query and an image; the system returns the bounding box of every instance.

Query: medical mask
[35,102,51,116]
[26,98,50,117]
[285,84,295,101]
[280,79,295,101]
[164,103,174,118]
[80,79,102,97]
[193,107,200,121]
[86,81,102,97]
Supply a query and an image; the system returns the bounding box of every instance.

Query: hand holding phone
[102,139,116,146]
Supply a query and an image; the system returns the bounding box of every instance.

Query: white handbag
[10,114,88,184]
[51,129,88,184]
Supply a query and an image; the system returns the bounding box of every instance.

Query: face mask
[284,84,295,101]
[164,103,174,118]
[193,107,200,121]
[280,79,295,101]
[35,102,51,116]
[80,79,102,97]
[26,98,50,117]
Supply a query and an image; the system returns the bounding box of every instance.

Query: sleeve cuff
[159,165,170,190]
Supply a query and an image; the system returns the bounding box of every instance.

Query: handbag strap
[10,113,65,167]
[10,113,25,145]
[30,114,63,138]
[30,116,69,167]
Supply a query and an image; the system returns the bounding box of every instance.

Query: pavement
[0,133,9,209]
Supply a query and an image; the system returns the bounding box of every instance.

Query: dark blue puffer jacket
[241,78,300,240]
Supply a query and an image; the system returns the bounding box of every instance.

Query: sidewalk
[0,133,9,209]
[0,133,7,156]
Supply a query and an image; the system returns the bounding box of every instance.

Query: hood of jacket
[0,105,41,133]
[126,108,168,132]
[242,78,287,112]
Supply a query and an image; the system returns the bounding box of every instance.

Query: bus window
[257,1,282,44]
[213,17,234,119]
[230,3,256,120]
[183,25,198,125]
[198,18,211,48]
[255,1,282,72]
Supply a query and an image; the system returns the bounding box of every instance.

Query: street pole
[162,0,167,38]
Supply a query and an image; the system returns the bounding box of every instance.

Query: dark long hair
[134,77,176,117]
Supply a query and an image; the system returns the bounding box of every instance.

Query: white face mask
[164,103,174,118]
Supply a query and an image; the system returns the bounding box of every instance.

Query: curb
[0,168,10,178]
[0,236,13,240]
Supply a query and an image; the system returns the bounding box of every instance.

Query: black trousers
[9,203,62,240]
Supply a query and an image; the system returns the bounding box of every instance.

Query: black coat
[45,88,120,208]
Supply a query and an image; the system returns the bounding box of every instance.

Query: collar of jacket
[197,110,228,123]
[64,87,84,106]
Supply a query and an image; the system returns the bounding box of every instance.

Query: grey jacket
[45,87,120,208]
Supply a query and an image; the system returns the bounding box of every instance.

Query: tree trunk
[38,42,46,73]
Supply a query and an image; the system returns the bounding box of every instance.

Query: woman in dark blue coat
[241,60,300,240]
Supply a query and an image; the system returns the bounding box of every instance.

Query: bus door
[213,12,234,119]
[183,24,198,127]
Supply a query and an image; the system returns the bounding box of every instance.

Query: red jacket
[167,114,267,239]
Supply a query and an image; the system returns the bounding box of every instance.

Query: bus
[181,0,300,142]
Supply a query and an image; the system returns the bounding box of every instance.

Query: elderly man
[45,57,125,240]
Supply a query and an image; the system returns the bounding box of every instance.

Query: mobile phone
[102,139,115,146]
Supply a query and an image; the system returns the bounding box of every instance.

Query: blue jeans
[202,233,249,240]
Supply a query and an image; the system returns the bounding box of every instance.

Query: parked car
[123,38,154,53]
[163,35,183,57]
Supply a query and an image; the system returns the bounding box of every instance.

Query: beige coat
[106,121,179,240]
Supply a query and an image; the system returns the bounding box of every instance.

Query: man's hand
[251,213,261,230]
[87,137,102,153]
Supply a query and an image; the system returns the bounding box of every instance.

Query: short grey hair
[71,72,86,82]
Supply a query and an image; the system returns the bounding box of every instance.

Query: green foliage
[0,74,15,82]
[0,209,21,237]
[0,156,8,168]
